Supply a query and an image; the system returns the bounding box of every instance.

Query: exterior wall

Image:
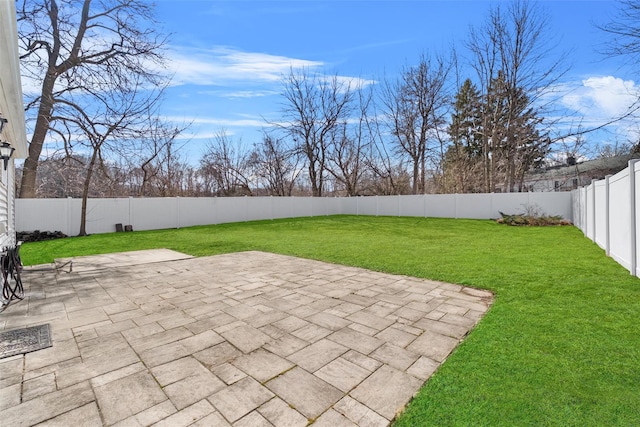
[573,159,640,276]
[0,164,10,248]
[0,1,28,249]
[16,192,573,237]
[524,156,633,192]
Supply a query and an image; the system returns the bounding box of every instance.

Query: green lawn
[20,215,640,426]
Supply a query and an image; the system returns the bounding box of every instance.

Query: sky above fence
[154,0,634,162]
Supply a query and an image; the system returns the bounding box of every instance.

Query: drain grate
[0,324,52,360]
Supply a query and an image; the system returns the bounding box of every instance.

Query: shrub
[496,202,571,226]
[497,211,572,226]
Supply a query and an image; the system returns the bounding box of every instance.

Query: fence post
[67,197,73,236]
[581,187,589,236]
[454,193,458,219]
[629,160,639,276]
[128,196,133,229]
[423,194,427,218]
[604,175,611,256]
[590,181,596,242]
[176,197,180,229]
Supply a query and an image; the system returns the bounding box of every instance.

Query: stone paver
[350,365,423,421]
[208,376,274,422]
[288,338,349,372]
[231,348,294,382]
[34,402,103,426]
[266,367,343,419]
[258,397,308,427]
[93,370,167,425]
[315,357,371,393]
[0,250,493,426]
[334,396,389,427]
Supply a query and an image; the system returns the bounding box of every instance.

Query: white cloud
[196,89,280,99]
[541,75,640,145]
[319,75,378,92]
[222,90,278,99]
[163,115,267,128]
[561,76,639,120]
[165,45,378,93]
[167,46,323,86]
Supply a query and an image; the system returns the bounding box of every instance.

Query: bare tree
[143,139,192,197]
[325,124,363,196]
[251,134,301,196]
[381,54,451,194]
[357,96,410,195]
[17,154,104,197]
[17,0,167,198]
[199,131,253,196]
[466,0,564,192]
[324,86,373,196]
[125,115,189,197]
[278,69,354,196]
[599,0,640,70]
[53,76,163,235]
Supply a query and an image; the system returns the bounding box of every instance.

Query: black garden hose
[0,244,24,313]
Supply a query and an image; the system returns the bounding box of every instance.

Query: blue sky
[154,0,637,162]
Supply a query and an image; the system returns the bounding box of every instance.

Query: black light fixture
[0,142,15,171]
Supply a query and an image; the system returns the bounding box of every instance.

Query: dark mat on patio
[0,324,52,359]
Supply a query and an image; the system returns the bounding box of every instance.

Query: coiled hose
[0,243,23,313]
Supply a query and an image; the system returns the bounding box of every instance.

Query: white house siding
[0,1,28,249]
[0,166,9,248]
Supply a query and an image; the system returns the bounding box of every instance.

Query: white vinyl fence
[573,159,640,276]
[16,192,572,238]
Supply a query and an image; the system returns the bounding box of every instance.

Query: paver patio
[0,250,493,426]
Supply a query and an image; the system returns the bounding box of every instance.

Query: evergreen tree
[485,72,550,192]
[445,79,483,192]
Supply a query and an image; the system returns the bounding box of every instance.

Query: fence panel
[310,197,329,217]
[425,195,457,218]
[177,198,217,227]
[290,198,312,218]
[608,168,632,271]
[398,195,425,217]
[16,192,574,237]
[585,183,595,240]
[269,197,294,219]
[355,196,378,216]
[456,194,493,219]
[83,198,130,234]
[635,161,640,276]
[571,188,586,232]
[339,197,358,215]
[216,198,249,224]
[570,160,640,276]
[376,196,400,217]
[594,180,608,250]
[527,192,574,222]
[17,198,73,235]
[131,198,178,231]
[246,198,271,222]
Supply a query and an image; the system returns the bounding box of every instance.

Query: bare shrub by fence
[17,193,572,238]
[573,159,640,276]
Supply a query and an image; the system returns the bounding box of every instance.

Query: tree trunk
[309,162,320,197]
[411,158,419,195]
[19,74,57,198]
[79,149,98,236]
